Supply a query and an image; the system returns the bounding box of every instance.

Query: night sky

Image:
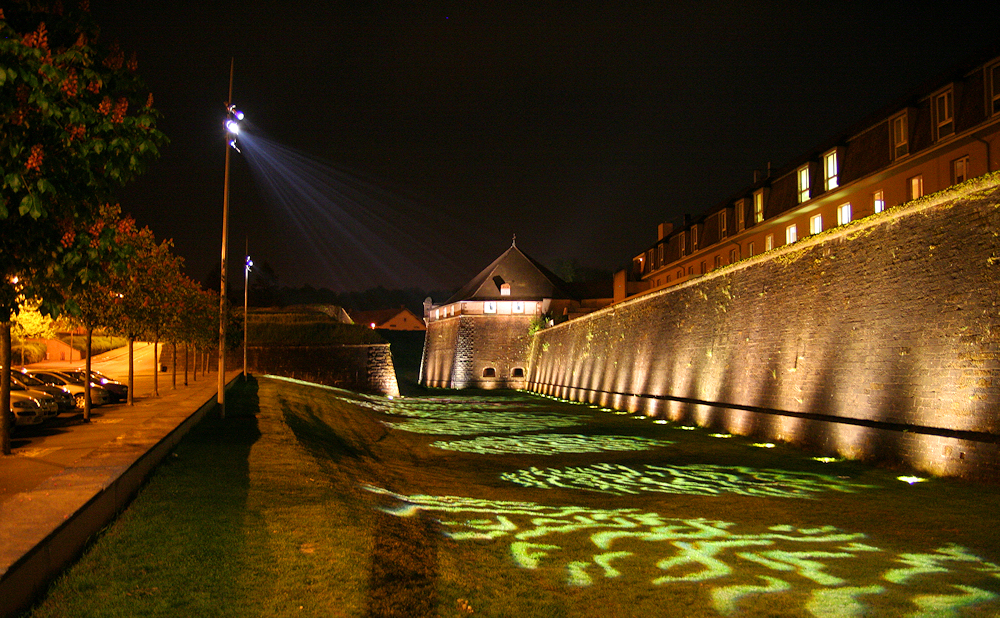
[91,2,1000,296]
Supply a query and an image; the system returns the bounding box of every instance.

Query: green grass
[26,379,1000,617]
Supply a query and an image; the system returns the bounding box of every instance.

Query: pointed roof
[446,242,574,304]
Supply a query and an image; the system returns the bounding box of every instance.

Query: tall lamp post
[219,59,243,419]
[244,252,252,379]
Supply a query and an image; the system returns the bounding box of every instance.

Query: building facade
[626,49,1000,300]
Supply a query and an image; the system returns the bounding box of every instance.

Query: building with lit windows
[625,48,1000,299]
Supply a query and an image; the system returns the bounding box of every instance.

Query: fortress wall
[527,176,1000,480]
[422,314,535,389]
[246,343,399,396]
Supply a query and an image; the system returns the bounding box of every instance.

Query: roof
[445,242,574,304]
[349,307,419,326]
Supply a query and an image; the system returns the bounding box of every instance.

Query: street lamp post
[219,59,244,419]
[244,251,252,379]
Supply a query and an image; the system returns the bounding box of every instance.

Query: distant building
[350,307,426,331]
[420,240,611,389]
[624,46,1000,301]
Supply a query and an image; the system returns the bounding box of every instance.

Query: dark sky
[91,2,1000,296]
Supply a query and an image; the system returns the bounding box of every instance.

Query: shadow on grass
[366,509,439,618]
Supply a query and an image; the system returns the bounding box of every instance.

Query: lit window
[786,224,798,244]
[952,156,969,184]
[500,283,511,296]
[873,190,885,213]
[748,241,755,257]
[810,214,823,235]
[754,190,764,223]
[484,301,496,314]
[434,309,439,320]
[797,165,810,203]
[823,150,838,191]
[991,63,1000,116]
[908,175,923,201]
[512,301,524,314]
[935,90,954,140]
[765,234,773,251]
[892,114,909,159]
[837,203,852,226]
[735,199,746,231]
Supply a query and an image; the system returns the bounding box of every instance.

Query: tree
[0,3,167,453]
[11,298,56,365]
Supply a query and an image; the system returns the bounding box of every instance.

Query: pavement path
[0,345,241,617]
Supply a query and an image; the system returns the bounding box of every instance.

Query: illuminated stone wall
[421,314,535,389]
[246,343,399,396]
[527,176,1000,480]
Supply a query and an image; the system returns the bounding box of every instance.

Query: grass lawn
[26,377,1000,617]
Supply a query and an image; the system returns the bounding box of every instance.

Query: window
[952,156,969,184]
[719,211,727,238]
[754,190,764,223]
[935,90,954,140]
[700,261,707,274]
[692,226,699,251]
[823,150,838,191]
[657,243,664,265]
[810,214,823,235]
[908,175,923,201]
[729,248,738,263]
[500,283,511,296]
[434,309,439,320]
[797,165,810,203]
[765,234,773,251]
[735,199,746,231]
[714,255,722,269]
[837,203,852,226]
[676,269,683,279]
[512,368,524,378]
[512,301,524,314]
[687,266,694,275]
[892,113,909,159]
[991,63,1000,116]
[646,249,654,271]
[786,224,798,245]
[873,190,885,214]
[484,301,496,314]
[678,231,686,257]
[482,367,496,378]
[748,241,755,257]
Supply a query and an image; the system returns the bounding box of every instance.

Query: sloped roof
[446,243,574,304]
[349,307,418,326]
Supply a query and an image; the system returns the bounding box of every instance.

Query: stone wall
[246,343,399,396]
[421,314,534,389]
[527,176,1000,480]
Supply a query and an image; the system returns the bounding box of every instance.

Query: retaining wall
[246,344,399,396]
[527,176,1000,480]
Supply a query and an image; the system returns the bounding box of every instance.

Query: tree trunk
[153,338,159,397]
[184,342,189,386]
[1,321,12,455]
[84,327,93,422]
[172,342,177,389]
[127,338,135,406]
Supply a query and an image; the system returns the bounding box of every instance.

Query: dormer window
[500,283,511,296]
[935,89,954,140]
[797,165,810,203]
[823,149,838,191]
[892,113,909,159]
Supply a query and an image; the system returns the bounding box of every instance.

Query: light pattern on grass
[384,413,581,435]
[366,488,1000,617]
[500,463,875,498]
[431,434,672,455]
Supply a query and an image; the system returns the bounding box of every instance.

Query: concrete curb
[0,376,239,618]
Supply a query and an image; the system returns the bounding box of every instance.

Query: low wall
[246,344,399,396]
[527,176,1000,481]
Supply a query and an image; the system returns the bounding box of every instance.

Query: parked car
[66,369,128,403]
[9,390,47,427]
[24,369,111,408]
[12,372,75,414]
[10,382,59,420]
